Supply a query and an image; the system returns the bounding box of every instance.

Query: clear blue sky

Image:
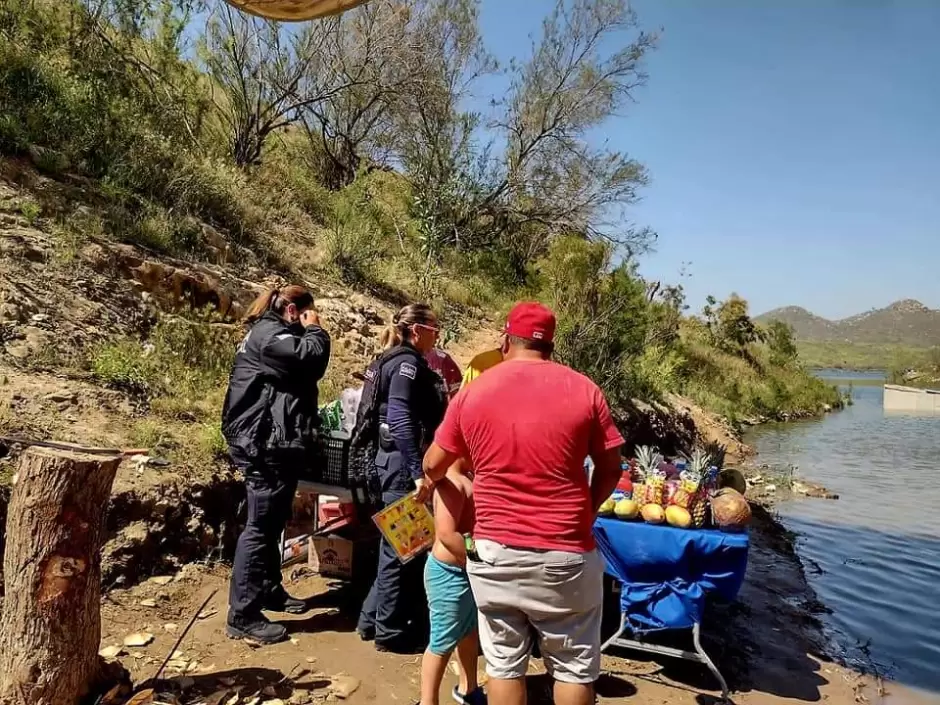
[475,0,940,319]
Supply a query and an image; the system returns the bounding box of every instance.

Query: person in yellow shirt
[460,347,503,388]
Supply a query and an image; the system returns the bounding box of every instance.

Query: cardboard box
[281,535,310,567]
[308,535,354,579]
[285,489,320,539]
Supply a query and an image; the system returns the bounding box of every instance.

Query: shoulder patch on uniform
[399,362,417,379]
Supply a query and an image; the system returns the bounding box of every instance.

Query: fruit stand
[593,444,751,700]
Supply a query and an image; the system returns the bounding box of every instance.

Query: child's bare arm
[433,477,467,565]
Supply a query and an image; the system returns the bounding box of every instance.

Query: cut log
[0,447,121,705]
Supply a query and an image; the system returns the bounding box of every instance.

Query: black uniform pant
[229,472,298,623]
[357,490,428,646]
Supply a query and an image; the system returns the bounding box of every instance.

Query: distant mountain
[756,300,940,347]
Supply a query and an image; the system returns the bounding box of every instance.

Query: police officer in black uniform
[221,285,331,645]
[356,303,446,652]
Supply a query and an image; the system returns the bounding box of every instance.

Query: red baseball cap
[505,302,556,343]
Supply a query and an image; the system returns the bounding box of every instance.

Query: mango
[598,498,616,516]
[665,505,692,529]
[641,503,665,524]
[614,498,639,520]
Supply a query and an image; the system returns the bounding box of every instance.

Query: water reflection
[747,380,940,694]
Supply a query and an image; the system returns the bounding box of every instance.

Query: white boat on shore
[883,384,940,413]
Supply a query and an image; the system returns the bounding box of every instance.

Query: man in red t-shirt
[422,302,624,705]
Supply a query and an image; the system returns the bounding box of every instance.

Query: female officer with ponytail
[356,303,446,653]
[222,285,331,645]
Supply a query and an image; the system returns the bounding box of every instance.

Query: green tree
[200,1,346,166]
[764,319,798,367]
[702,293,764,354]
[537,236,650,408]
[480,0,658,261]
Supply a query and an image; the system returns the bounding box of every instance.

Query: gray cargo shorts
[466,539,604,684]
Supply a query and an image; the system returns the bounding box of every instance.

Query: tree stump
[0,448,121,705]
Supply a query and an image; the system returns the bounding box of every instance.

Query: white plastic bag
[339,387,363,434]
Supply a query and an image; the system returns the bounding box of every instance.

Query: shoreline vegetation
[799,340,939,375]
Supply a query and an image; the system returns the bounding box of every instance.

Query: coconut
[710,488,751,530]
[614,498,640,520]
[665,505,692,529]
[641,504,665,524]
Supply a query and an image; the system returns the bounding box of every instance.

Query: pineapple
[634,445,665,505]
[673,448,709,510]
[679,447,712,526]
[690,492,710,528]
[701,441,727,471]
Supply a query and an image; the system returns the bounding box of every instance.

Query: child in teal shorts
[419,462,485,705]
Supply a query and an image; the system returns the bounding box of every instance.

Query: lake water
[746,371,940,694]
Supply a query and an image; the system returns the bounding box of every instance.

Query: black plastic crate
[321,431,352,487]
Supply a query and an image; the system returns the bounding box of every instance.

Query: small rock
[329,676,360,700]
[99,645,125,659]
[164,623,179,633]
[30,313,50,323]
[150,575,174,586]
[167,659,188,672]
[197,607,218,620]
[139,599,157,608]
[170,650,185,660]
[45,391,76,403]
[289,694,310,705]
[765,484,777,493]
[123,632,155,647]
[265,699,287,705]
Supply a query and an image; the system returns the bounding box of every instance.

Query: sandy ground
[97,558,888,705]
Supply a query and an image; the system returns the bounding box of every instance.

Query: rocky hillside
[757,299,940,346]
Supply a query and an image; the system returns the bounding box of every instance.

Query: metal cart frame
[601,608,729,700]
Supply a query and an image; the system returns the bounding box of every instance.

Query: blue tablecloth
[593,517,749,634]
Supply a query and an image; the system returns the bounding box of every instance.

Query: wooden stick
[0,436,146,457]
[150,589,218,683]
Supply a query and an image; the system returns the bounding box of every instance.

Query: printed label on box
[308,536,354,579]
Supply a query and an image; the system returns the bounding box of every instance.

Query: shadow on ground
[181,667,331,703]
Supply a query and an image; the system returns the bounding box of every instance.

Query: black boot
[226,613,289,645]
[263,587,311,615]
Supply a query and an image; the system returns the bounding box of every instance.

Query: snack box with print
[308,535,355,579]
